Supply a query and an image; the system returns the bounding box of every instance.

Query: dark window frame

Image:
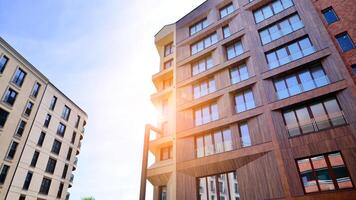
[49,96,57,111]
[39,177,52,195]
[0,107,9,128]
[51,139,62,155]
[37,132,46,146]
[336,32,355,52]
[45,157,57,174]
[24,101,34,116]
[15,120,27,137]
[322,7,339,25]
[30,151,40,167]
[3,87,18,106]
[22,171,33,190]
[12,68,27,87]
[0,55,9,74]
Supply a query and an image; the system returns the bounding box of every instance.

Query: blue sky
[0,0,205,199]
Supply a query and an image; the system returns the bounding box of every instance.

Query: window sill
[288,123,349,140]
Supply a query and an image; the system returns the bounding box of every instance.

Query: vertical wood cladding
[149,0,356,199]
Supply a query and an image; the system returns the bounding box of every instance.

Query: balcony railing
[286,111,347,137]
[196,140,250,158]
[276,76,330,100]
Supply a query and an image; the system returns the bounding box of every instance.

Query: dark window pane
[57,182,64,198]
[51,139,62,155]
[311,156,335,191]
[24,102,34,116]
[67,148,72,161]
[297,158,319,193]
[62,105,71,121]
[57,123,66,137]
[0,165,10,184]
[336,33,355,52]
[0,108,9,128]
[49,96,57,110]
[22,171,33,190]
[322,7,338,24]
[3,88,18,106]
[62,164,68,179]
[44,114,51,128]
[352,65,356,74]
[16,120,27,137]
[328,153,353,189]
[45,158,57,174]
[30,151,40,167]
[0,55,9,73]
[37,132,46,146]
[31,82,41,97]
[39,177,51,195]
[7,141,19,160]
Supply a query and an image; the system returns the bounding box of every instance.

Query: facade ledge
[149,135,174,153]
[151,87,173,105]
[243,0,270,11]
[147,159,174,186]
[176,141,273,177]
[152,67,173,87]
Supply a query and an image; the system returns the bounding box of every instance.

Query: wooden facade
[141,0,356,199]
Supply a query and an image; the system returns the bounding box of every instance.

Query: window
[159,186,167,200]
[0,55,9,73]
[162,100,169,118]
[39,177,51,195]
[12,68,27,87]
[7,141,19,160]
[0,108,9,128]
[322,7,338,25]
[62,105,71,121]
[283,98,346,137]
[22,171,33,190]
[16,120,27,137]
[51,139,62,155]
[37,132,46,146]
[191,33,218,55]
[230,63,249,84]
[62,164,68,179]
[66,148,72,161]
[44,114,51,128]
[196,129,233,158]
[19,195,26,200]
[192,56,214,76]
[0,165,10,184]
[24,101,34,116]
[49,96,57,110]
[3,88,18,106]
[266,37,315,69]
[160,146,173,160]
[336,32,355,52]
[296,152,353,194]
[226,40,244,60]
[193,78,216,99]
[164,42,173,57]
[234,89,256,113]
[194,103,219,126]
[274,65,330,99]
[75,115,81,128]
[222,25,231,39]
[30,151,40,167]
[57,123,66,137]
[164,59,173,70]
[220,3,234,18]
[190,18,208,36]
[71,131,77,144]
[259,14,304,45]
[31,82,41,98]
[198,172,239,200]
[57,182,64,198]
[239,122,251,147]
[45,158,57,174]
[253,0,294,23]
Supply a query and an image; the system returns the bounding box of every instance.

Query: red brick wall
[311,0,356,82]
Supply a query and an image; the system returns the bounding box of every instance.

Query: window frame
[219,3,235,19]
[31,82,41,98]
[3,87,18,106]
[39,177,52,195]
[164,42,173,57]
[189,18,209,36]
[0,55,9,74]
[335,32,355,52]
[24,101,34,116]
[322,7,339,25]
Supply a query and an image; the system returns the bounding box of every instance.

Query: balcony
[147,159,174,186]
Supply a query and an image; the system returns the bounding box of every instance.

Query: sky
[0,0,205,199]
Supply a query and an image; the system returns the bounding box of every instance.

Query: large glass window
[223,25,231,39]
[195,103,219,126]
[193,78,216,99]
[3,88,18,106]
[336,32,355,52]
[322,7,338,25]
[31,82,41,98]
[45,158,57,174]
[226,40,244,60]
[274,65,329,99]
[266,37,315,69]
[62,105,71,121]
[44,114,51,128]
[57,123,66,137]
[198,172,240,200]
[259,14,304,45]
[0,108,9,128]
[234,89,256,113]
[191,33,218,55]
[253,0,294,23]
[39,177,52,195]
[230,64,249,84]
[49,96,57,110]
[6,141,18,160]
[51,139,62,155]
[22,171,33,190]
[0,165,10,184]
[239,122,251,147]
[192,56,214,76]
[283,98,346,137]
[220,3,235,18]
[12,68,27,87]
[196,129,233,158]
[0,55,9,74]
[296,152,353,194]
[190,18,209,36]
